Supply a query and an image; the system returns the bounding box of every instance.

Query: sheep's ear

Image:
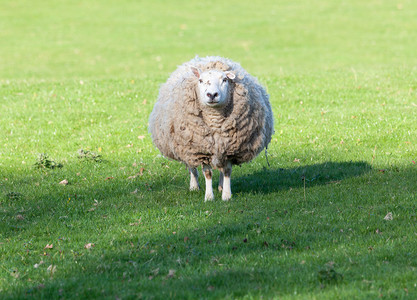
[190,66,201,78]
[225,71,236,80]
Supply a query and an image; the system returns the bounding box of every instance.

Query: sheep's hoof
[189,182,200,191]
[205,193,214,202]
[218,185,223,192]
[222,193,232,201]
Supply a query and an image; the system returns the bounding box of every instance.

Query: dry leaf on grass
[44,244,53,249]
[84,243,95,249]
[15,214,24,220]
[384,212,393,221]
[129,218,142,226]
[166,269,176,278]
[34,261,44,268]
[47,265,57,275]
[128,168,145,179]
[59,179,68,185]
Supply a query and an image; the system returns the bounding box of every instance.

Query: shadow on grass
[233,161,372,194]
[6,211,416,299]
[3,214,330,299]
[148,160,372,196]
[0,160,372,235]
[4,161,417,299]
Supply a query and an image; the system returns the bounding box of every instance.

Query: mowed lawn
[1,0,417,299]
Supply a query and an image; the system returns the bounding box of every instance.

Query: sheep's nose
[206,92,218,100]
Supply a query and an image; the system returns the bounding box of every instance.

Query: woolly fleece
[149,56,274,169]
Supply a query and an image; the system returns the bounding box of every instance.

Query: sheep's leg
[189,167,200,191]
[221,161,232,201]
[218,171,224,192]
[203,164,214,201]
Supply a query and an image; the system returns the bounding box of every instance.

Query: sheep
[149,56,274,201]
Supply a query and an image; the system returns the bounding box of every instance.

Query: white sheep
[149,56,274,201]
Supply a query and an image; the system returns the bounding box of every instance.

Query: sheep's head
[191,66,236,108]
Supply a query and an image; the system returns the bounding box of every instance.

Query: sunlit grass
[1,0,417,299]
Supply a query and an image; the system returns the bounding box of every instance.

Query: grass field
[1,0,417,299]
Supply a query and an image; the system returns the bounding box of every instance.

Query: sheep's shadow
[152,161,371,195]
[232,161,371,194]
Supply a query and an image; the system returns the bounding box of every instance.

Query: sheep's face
[191,67,236,108]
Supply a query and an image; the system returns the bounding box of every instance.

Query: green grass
[1,0,417,299]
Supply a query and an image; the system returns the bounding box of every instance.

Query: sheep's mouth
[206,100,220,106]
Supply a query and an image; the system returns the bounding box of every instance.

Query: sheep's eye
[222,78,227,83]
[199,79,203,83]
